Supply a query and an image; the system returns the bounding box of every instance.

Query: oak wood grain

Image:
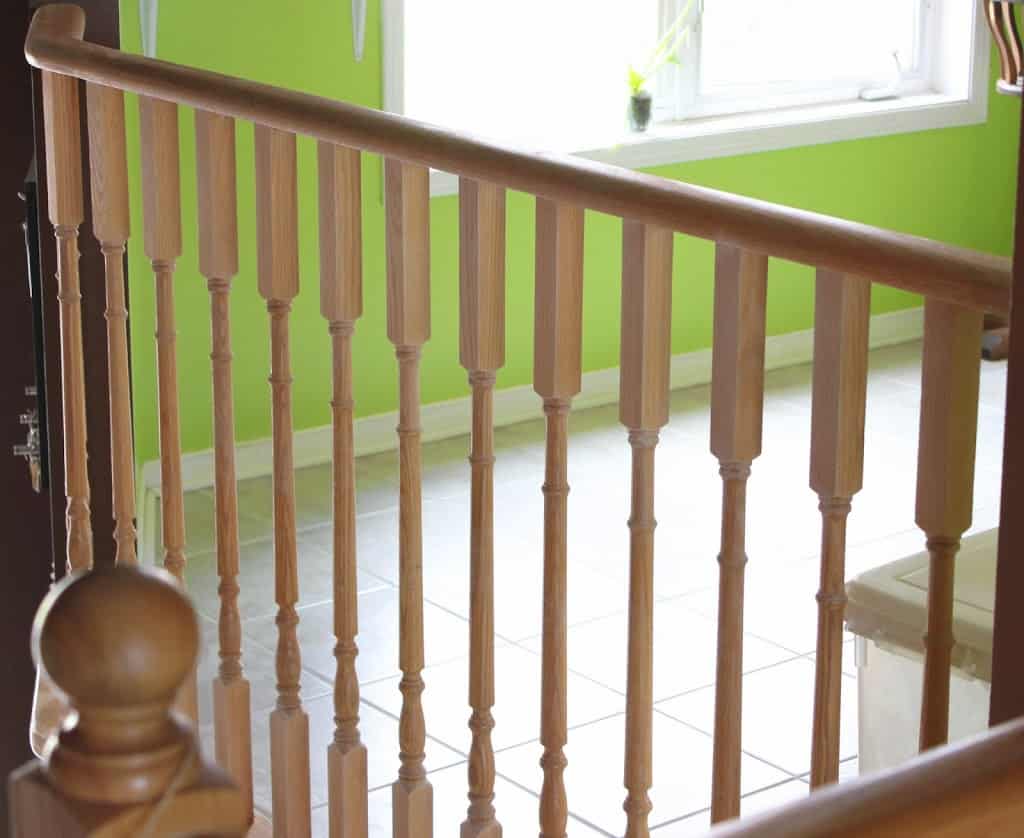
[138,93,198,723]
[533,199,584,838]
[10,566,248,837]
[195,108,253,826]
[710,717,1024,838]
[86,82,135,567]
[808,270,870,787]
[459,178,506,838]
[41,68,92,574]
[709,245,768,822]
[318,140,369,838]
[620,221,673,838]
[385,158,433,838]
[255,124,311,838]
[916,300,982,751]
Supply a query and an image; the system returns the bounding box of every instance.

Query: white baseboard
[137,307,923,561]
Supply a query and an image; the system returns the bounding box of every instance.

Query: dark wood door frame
[0,4,120,833]
[0,6,56,832]
[991,102,1024,725]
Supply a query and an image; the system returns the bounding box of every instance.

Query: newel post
[8,565,248,836]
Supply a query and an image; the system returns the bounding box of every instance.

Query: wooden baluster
[255,124,311,837]
[459,178,506,838]
[194,109,253,825]
[709,246,768,822]
[916,300,982,751]
[987,0,1016,86]
[40,70,92,573]
[31,69,91,764]
[620,221,673,838]
[318,141,369,838]
[385,158,433,838]
[997,3,1024,85]
[86,82,135,566]
[808,271,870,788]
[533,199,584,838]
[138,95,198,722]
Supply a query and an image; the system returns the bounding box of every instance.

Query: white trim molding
[136,307,924,562]
[381,0,990,198]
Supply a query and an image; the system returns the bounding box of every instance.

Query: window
[659,0,931,121]
[383,0,989,193]
[390,0,661,151]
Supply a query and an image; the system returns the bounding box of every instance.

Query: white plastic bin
[845,529,996,775]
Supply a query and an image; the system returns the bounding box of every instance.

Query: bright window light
[403,0,660,150]
[700,0,924,93]
[386,0,981,170]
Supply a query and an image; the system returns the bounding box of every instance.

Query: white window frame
[382,0,990,197]
[654,0,937,123]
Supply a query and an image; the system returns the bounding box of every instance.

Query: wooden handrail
[708,717,1024,837]
[25,3,1011,315]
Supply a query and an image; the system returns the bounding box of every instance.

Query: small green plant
[628,0,696,96]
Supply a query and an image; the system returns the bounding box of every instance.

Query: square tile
[243,586,471,686]
[657,656,858,777]
[184,536,386,624]
[650,779,809,836]
[678,558,835,656]
[361,643,624,753]
[522,597,796,701]
[233,461,400,543]
[353,491,634,642]
[496,712,788,832]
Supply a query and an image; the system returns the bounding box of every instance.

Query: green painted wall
[118,1,1020,465]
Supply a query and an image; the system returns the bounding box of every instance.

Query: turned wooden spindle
[195,109,253,825]
[709,246,768,822]
[620,221,673,838]
[987,1,1013,85]
[1000,3,1024,84]
[9,565,248,837]
[808,270,870,788]
[994,2,1023,87]
[533,198,584,838]
[41,69,92,573]
[86,82,136,566]
[318,140,369,838]
[916,300,982,752]
[138,95,198,723]
[385,158,433,838]
[29,65,91,773]
[459,178,507,838]
[255,124,311,837]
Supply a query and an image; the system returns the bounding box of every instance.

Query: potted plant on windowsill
[628,0,695,132]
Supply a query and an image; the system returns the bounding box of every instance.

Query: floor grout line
[651,704,804,782]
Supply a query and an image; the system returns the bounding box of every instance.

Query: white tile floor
[175,340,1007,837]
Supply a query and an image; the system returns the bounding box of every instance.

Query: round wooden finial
[33,564,201,804]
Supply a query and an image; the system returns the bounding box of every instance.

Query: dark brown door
[0,4,57,830]
[2,3,121,832]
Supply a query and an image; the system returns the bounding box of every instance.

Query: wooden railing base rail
[710,717,1024,838]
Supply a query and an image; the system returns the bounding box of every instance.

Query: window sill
[427,90,987,198]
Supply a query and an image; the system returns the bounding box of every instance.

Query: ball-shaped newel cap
[33,565,199,710]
